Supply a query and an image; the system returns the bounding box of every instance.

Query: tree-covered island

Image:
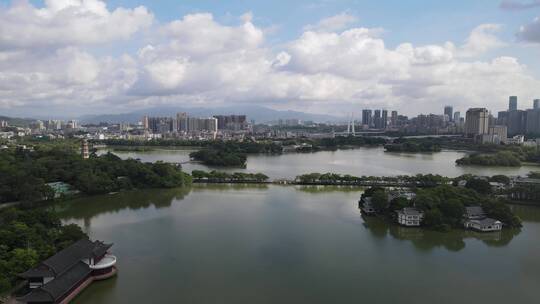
[0,141,191,204]
[360,184,521,231]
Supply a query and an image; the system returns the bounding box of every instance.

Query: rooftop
[397,207,423,216]
[469,218,502,226]
[18,239,113,303]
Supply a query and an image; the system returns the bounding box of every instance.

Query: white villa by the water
[463,206,502,232]
[396,208,424,227]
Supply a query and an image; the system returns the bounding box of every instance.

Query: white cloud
[161,13,263,57]
[0,0,153,49]
[457,24,506,57]
[304,12,358,32]
[0,6,539,116]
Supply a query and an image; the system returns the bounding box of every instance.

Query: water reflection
[360,215,520,251]
[510,204,540,222]
[53,187,192,221]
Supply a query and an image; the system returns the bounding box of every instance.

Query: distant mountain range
[0,115,35,127]
[78,105,342,124]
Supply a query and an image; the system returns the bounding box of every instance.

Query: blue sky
[0,0,539,117]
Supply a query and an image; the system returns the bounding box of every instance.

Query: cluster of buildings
[464,97,540,145]
[1,119,85,140]
[142,113,248,138]
[4,95,540,143]
[356,106,464,134]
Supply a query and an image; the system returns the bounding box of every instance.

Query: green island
[0,141,191,204]
[384,140,442,153]
[294,172,450,187]
[192,170,269,183]
[456,145,540,167]
[0,207,88,294]
[360,183,521,231]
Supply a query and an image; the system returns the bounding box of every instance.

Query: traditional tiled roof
[18,239,112,303]
[18,262,92,303]
[41,239,111,276]
[465,206,485,216]
[397,207,423,216]
[469,218,501,227]
[19,266,55,279]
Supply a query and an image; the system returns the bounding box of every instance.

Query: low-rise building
[359,197,376,215]
[18,239,117,304]
[463,206,502,232]
[396,208,424,226]
[46,182,80,199]
[388,190,416,201]
[464,218,502,232]
[489,182,506,192]
[506,135,525,145]
[464,206,486,220]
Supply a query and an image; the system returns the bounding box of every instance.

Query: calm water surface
[101,147,539,178]
[56,185,540,304]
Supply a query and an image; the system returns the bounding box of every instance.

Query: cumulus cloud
[500,0,540,10]
[517,16,540,43]
[161,13,263,57]
[457,24,506,57]
[303,12,358,32]
[0,0,153,49]
[0,5,539,116]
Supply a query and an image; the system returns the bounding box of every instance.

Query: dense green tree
[0,144,190,204]
[0,207,89,293]
[465,179,492,195]
[372,190,389,211]
[490,175,511,185]
[423,209,444,228]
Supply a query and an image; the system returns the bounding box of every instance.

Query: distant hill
[0,115,35,127]
[79,105,341,124]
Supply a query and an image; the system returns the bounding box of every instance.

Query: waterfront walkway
[192,179,427,188]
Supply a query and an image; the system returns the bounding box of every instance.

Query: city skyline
[0,0,540,117]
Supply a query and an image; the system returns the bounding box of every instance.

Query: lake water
[56,185,540,304]
[101,147,539,178]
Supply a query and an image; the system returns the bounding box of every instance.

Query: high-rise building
[509,96,518,111]
[147,117,176,134]
[497,111,508,126]
[507,110,527,135]
[465,108,489,137]
[213,115,247,130]
[444,106,453,122]
[382,110,388,129]
[143,116,149,130]
[391,111,398,126]
[177,112,188,132]
[526,109,540,134]
[373,110,382,129]
[362,109,372,127]
[534,99,540,109]
[453,112,461,124]
[489,125,508,142]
